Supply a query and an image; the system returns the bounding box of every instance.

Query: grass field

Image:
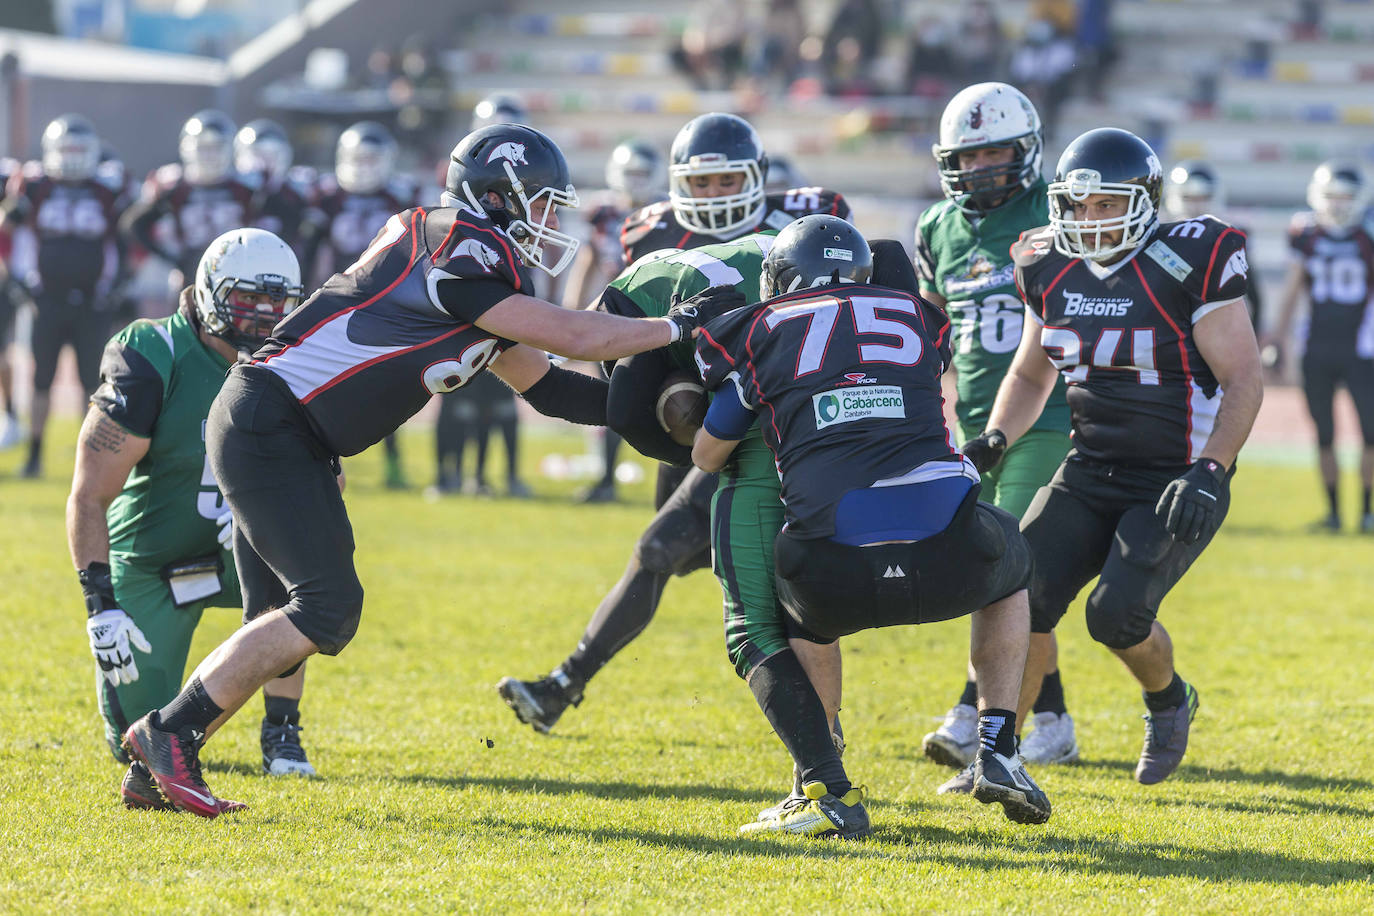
[1,420,1372,914]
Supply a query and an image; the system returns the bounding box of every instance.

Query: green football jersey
[602,234,776,479]
[914,180,1070,435]
[100,304,235,574]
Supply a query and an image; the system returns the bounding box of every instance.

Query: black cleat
[496,669,583,734]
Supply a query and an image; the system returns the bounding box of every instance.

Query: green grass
[1,421,1372,914]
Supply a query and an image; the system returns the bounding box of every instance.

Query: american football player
[693,214,1053,834]
[1,114,130,477]
[1162,160,1264,326]
[68,228,318,811]
[1264,161,1374,532]
[914,82,1078,786]
[115,123,742,817]
[235,119,318,262]
[976,127,1262,785]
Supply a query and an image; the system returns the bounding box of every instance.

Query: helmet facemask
[934,134,1040,215]
[669,155,767,237]
[1308,166,1365,233]
[200,275,301,352]
[1049,170,1158,262]
[451,160,581,277]
[43,128,100,181]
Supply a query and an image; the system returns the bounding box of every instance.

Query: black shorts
[1301,343,1374,447]
[772,486,1032,642]
[207,364,363,656]
[1021,454,1229,645]
[31,289,110,393]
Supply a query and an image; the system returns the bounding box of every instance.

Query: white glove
[216,508,234,549]
[86,609,152,687]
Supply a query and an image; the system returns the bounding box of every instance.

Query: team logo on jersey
[945,257,1014,296]
[485,142,529,166]
[813,384,905,429]
[449,238,502,272]
[1219,248,1248,288]
[841,372,877,385]
[1063,290,1131,317]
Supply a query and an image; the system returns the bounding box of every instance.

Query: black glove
[1155,458,1229,545]
[664,285,747,342]
[962,428,1008,474]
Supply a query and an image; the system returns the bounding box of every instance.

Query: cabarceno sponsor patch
[813,384,905,429]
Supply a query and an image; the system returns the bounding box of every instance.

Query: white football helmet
[1163,160,1224,221]
[1307,161,1366,232]
[605,139,665,209]
[933,82,1043,215]
[42,114,101,181]
[234,119,293,184]
[194,228,303,351]
[336,121,397,195]
[179,110,236,186]
[471,93,528,131]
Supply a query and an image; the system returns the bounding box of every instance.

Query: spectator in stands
[905,16,956,101]
[1074,0,1117,103]
[670,0,747,91]
[950,1,1006,86]
[1009,19,1077,142]
[745,0,807,94]
[820,0,885,96]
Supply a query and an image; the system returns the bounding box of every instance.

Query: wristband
[662,317,682,345]
[78,562,117,618]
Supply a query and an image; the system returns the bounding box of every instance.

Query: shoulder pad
[94,160,127,192]
[1155,215,1240,257]
[766,187,849,218]
[114,318,177,377]
[1288,211,1318,237]
[917,198,957,233]
[1011,225,1056,267]
[430,210,524,287]
[620,200,673,246]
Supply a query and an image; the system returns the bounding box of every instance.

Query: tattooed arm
[66,407,151,570]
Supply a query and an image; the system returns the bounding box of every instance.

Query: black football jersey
[253,166,317,256]
[254,205,528,457]
[620,187,850,265]
[696,283,957,538]
[1286,211,1374,350]
[311,174,419,279]
[127,164,259,278]
[3,161,125,293]
[1013,216,1249,469]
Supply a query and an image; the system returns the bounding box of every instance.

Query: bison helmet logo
[486,142,528,166]
[968,103,984,130]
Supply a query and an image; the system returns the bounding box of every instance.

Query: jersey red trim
[1201,227,1240,297]
[299,325,469,404]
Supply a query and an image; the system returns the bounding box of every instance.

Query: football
[655,370,709,446]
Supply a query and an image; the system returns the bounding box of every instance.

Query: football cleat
[1361,513,1374,535]
[739,782,871,839]
[756,730,845,822]
[578,480,618,504]
[973,752,1052,824]
[0,414,21,450]
[922,703,978,768]
[261,718,317,777]
[497,669,583,734]
[936,761,976,795]
[122,713,220,818]
[121,761,247,813]
[1310,513,1341,533]
[1135,682,1200,785]
[1020,711,1080,765]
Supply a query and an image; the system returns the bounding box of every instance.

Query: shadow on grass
[380,772,781,806]
[1068,757,1374,794]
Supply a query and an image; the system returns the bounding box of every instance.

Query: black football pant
[561,464,716,684]
[31,289,110,394]
[1302,342,1374,447]
[208,365,363,656]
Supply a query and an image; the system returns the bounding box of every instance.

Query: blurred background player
[1,114,130,478]
[433,97,530,497]
[1264,162,1374,532]
[235,118,319,266]
[561,138,667,504]
[914,83,1077,786]
[0,155,25,449]
[120,110,258,305]
[67,228,315,809]
[1162,160,1265,327]
[497,111,849,739]
[309,120,418,490]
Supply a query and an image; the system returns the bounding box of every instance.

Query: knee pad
[276,661,303,679]
[636,507,710,576]
[1084,580,1154,649]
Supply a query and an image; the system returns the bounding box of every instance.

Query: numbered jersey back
[1013,216,1249,468]
[696,283,956,538]
[255,205,526,457]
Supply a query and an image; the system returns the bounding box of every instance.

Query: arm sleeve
[433,276,522,324]
[702,381,757,440]
[607,348,693,465]
[870,239,922,295]
[519,364,609,426]
[90,338,165,436]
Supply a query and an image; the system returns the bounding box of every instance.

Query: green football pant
[98,559,241,760]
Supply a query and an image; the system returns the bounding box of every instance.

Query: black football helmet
[336,121,396,194]
[1307,161,1366,232]
[669,112,768,236]
[1163,159,1223,220]
[235,118,292,183]
[41,114,101,181]
[761,214,873,299]
[179,110,236,186]
[1048,128,1163,261]
[471,93,528,131]
[605,139,665,208]
[443,123,580,277]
